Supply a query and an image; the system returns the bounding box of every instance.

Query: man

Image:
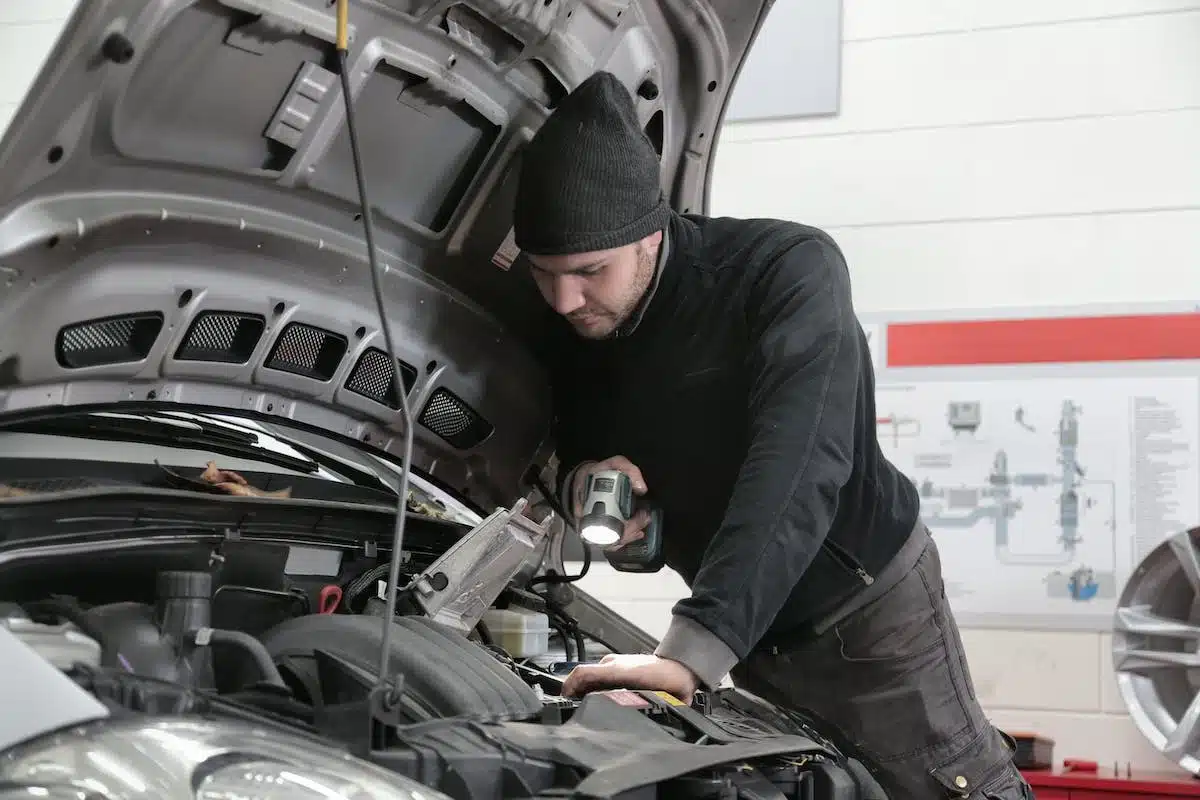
[514,71,1031,799]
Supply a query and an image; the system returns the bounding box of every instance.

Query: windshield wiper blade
[166,416,399,497]
[263,436,397,496]
[4,413,320,475]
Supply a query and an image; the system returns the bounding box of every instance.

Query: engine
[0,501,887,800]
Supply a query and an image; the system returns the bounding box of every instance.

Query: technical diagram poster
[866,306,1200,630]
[877,376,1200,629]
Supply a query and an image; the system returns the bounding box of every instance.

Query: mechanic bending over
[514,72,1032,800]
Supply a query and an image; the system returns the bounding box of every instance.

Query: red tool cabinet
[1023,767,1200,798]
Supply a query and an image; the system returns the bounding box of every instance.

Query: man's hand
[571,456,651,549]
[560,654,699,700]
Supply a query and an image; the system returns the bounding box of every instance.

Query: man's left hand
[560,653,699,699]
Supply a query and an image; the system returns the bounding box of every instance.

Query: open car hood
[0,0,774,508]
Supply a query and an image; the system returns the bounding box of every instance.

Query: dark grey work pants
[732,535,1033,798]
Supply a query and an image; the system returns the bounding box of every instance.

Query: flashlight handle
[583,469,634,519]
[603,506,665,573]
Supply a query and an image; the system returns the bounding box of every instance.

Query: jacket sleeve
[655,236,861,688]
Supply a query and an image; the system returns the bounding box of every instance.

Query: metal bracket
[411,498,552,633]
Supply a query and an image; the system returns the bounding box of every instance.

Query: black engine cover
[260,615,886,799]
[262,614,542,722]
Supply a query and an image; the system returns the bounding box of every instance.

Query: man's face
[528,230,662,339]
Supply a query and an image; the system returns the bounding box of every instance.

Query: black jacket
[543,212,920,679]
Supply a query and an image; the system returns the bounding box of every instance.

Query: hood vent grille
[265,322,347,382]
[419,388,493,450]
[345,348,419,409]
[56,313,164,369]
[176,312,266,363]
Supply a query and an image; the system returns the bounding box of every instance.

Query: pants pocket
[825,545,979,764]
[833,547,944,663]
[930,727,1031,799]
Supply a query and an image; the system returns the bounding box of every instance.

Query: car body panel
[0,0,775,508]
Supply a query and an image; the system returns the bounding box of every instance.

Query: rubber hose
[198,628,287,690]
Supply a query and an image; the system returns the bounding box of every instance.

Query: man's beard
[568,246,657,340]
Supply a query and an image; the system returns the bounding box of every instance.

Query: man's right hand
[571,456,651,550]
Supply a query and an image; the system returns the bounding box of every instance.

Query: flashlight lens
[581,524,620,546]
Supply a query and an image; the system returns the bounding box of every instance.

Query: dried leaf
[199,461,292,499]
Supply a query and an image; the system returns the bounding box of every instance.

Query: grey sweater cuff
[654,614,739,691]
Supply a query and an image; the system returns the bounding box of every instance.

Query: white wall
[3,0,1198,777]
[712,0,1200,315]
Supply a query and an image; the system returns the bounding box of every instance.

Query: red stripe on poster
[886,313,1200,367]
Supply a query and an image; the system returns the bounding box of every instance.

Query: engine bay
[0,489,886,800]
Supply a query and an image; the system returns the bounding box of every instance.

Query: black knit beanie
[514,71,671,256]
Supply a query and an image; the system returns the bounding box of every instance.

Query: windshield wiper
[163,414,400,497]
[258,435,397,496]
[4,413,320,475]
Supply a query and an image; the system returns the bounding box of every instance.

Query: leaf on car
[198,461,292,498]
[155,460,292,499]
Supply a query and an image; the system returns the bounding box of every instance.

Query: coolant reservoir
[481,607,551,658]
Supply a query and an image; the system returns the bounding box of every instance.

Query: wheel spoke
[1167,529,1200,594]
[1114,647,1200,674]
[1165,692,1200,762]
[1115,606,1200,639]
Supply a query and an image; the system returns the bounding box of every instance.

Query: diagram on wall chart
[875,377,1200,624]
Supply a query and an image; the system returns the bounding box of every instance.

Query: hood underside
[0,0,773,507]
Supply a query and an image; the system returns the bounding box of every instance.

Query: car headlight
[0,716,449,800]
